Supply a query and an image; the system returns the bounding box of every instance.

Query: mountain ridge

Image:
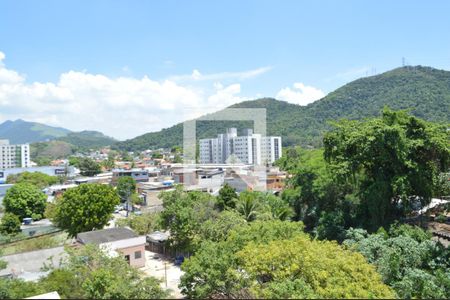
[0,119,71,144]
[113,65,450,151]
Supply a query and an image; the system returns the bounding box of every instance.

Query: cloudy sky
[1,0,450,140]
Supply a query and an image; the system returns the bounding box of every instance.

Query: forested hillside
[113,66,450,151]
[30,131,116,164]
[0,119,71,144]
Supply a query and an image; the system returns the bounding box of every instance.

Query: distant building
[0,139,31,169]
[76,227,146,268]
[111,169,149,184]
[199,128,282,165]
[0,166,76,184]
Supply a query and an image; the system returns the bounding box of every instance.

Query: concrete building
[199,128,282,165]
[111,169,149,185]
[76,228,146,268]
[0,139,31,169]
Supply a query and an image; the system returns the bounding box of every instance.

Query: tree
[6,171,59,189]
[262,193,294,221]
[116,176,137,216]
[324,109,450,231]
[51,184,119,237]
[343,224,450,298]
[116,212,159,235]
[101,157,115,170]
[159,186,218,252]
[180,220,305,298]
[236,234,394,299]
[217,184,238,210]
[0,213,22,235]
[116,176,136,201]
[3,183,47,220]
[197,210,246,242]
[68,156,80,166]
[77,157,101,176]
[234,191,264,222]
[0,278,43,299]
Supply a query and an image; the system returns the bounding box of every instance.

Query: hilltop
[113,66,450,151]
[0,119,71,144]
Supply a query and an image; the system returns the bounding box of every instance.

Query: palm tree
[235,192,262,222]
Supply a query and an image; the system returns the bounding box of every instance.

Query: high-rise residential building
[199,128,282,165]
[0,139,31,169]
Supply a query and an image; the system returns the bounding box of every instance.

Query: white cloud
[170,66,272,82]
[0,51,253,140]
[276,82,326,106]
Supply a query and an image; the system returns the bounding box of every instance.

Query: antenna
[402,57,406,67]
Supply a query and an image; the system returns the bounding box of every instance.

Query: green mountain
[31,131,116,163]
[0,119,71,144]
[113,66,450,151]
[58,131,116,150]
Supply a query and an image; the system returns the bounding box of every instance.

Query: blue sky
[1,0,450,139]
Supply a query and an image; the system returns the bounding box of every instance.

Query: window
[134,251,142,259]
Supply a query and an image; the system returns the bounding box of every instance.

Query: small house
[76,227,146,268]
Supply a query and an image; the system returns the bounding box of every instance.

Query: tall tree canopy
[51,184,119,237]
[180,220,393,299]
[343,224,450,299]
[76,157,102,177]
[323,108,449,230]
[3,183,47,220]
[6,171,59,189]
[116,176,136,201]
[159,186,219,252]
[217,183,238,210]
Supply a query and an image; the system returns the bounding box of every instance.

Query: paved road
[140,250,184,298]
[0,246,66,277]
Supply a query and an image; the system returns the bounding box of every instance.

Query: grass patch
[0,232,69,256]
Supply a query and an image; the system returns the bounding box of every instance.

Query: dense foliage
[6,171,59,189]
[277,109,449,235]
[116,212,160,235]
[50,184,119,237]
[180,220,393,298]
[3,183,47,220]
[344,224,450,298]
[116,176,136,201]
[159,187,294,252]
[74,157,102,176]
[0,213,22,235]
[0,245,168,299]
[113,66,450,151]
[324,108,449,230]
[217,183,238,210]
[159,186,219,252]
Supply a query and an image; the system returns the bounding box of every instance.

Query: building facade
[76,227,146,268]
[0,140,31,169]
[111,168,150,185]
[199,128,282,165]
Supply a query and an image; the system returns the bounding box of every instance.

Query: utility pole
[164,262,168,288]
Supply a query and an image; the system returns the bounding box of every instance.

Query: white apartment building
[199,128,282,165]
[0,140,31,169]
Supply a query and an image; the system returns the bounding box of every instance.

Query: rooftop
[77,227,138,245]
